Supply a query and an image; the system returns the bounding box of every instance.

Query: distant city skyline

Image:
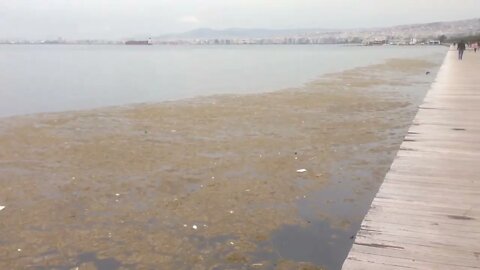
[1,0,479,40]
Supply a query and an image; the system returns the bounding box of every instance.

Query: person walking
[457,40,466,60]
[474,42,479,53]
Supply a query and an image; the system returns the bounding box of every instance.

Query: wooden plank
[346,252,480,270]
[343,257,414,270]
[355,231,480,252]
[350,243,480,268]
[343,51,480,269]
[360,221,480,238]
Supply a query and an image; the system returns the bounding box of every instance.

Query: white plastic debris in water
[115,193,120,197]
[192,225,198,230]
[229,210,234,214]
[183,224,187,228]
[0,206,5,212]
[296,169,307,173]
[17,249,22,252]
[229,241,235,245]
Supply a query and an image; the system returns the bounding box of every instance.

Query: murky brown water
[0,57,443,269]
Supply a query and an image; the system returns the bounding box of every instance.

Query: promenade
[343,50,480,269]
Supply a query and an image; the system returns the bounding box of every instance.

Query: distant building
[42,37,67,44]
[363,36,388,45]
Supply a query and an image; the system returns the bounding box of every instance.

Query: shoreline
[0,55,444,269]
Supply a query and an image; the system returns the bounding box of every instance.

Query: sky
[0,0,479,40]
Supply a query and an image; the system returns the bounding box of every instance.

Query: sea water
[0,44,446,117]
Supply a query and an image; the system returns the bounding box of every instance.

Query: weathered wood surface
[342,50,480,269]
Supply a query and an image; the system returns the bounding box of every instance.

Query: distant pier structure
[343,50,480,269]
[125,38,152,45]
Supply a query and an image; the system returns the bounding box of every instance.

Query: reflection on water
[271,221,352,268]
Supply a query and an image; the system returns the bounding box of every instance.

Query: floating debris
[192,225,198,230]
[183,224,187,228]
[229,210,234,214]
[171,130,177,133]
[0,206,5,212]
[296,169,307,173]
[229,241,235,245]
[17,249,22,252]
[115,193,120,197]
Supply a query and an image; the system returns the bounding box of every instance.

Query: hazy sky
[1,0,479,39]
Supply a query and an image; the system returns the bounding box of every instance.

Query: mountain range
[153,28,331,40]
[152,18,480,41]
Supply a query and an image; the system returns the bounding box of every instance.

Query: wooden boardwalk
[342,50,480,269]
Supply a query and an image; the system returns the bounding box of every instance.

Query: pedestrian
[457,40,466,60]
[474,42,479,53]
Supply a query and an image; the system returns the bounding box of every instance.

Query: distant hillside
[449,34,480,43]
[152,18,480,41]
[362,18,480,39]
